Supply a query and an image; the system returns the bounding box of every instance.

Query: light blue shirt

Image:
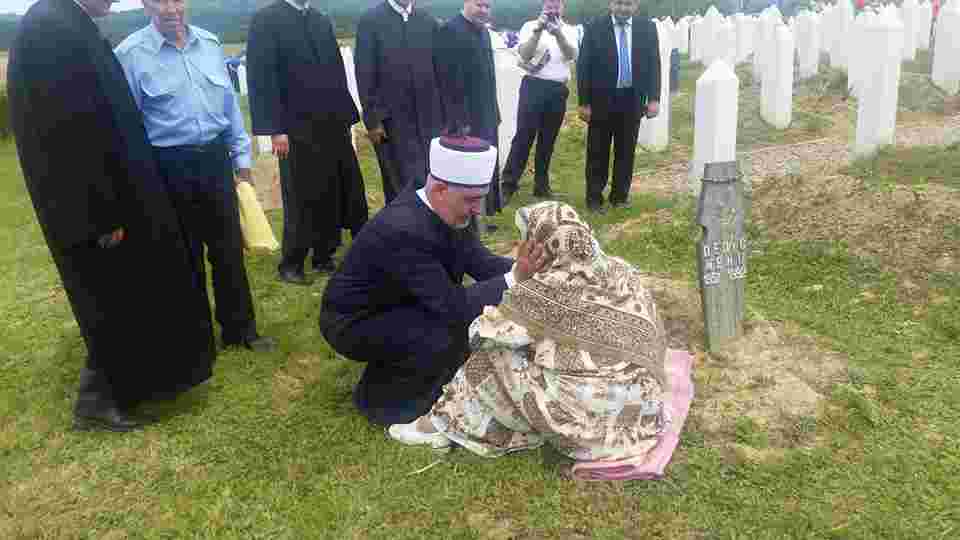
[115,24,252,170]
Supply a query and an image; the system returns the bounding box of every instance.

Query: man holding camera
[500,0,578,204]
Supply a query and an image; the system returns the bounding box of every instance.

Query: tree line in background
[0,0,794,51]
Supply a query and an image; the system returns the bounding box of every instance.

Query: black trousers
[154,139,257,344]
[585,88,641,208]
[320,307,469,426]
[373,119,430,204]
[502,76,569,193]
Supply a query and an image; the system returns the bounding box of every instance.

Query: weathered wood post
[697,161,747,352]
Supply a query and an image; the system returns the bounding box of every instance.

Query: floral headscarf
[501,202,668,384]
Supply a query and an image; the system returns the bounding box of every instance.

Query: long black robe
[246,1,368,266]
[434,14,503,215]
[319,186,513,425]
[7,0,215,404]
[355,2,443,202]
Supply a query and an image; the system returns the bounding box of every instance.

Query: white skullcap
[429,136,498,187]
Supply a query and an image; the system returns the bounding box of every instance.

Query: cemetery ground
[1,58,958,539]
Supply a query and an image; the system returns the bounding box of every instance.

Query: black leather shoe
[312,260,337,274]
[610,200,631,210]
[74,406,144,432]
[224,335,277,353]
[587,203,607,214]
[278,269,312,285]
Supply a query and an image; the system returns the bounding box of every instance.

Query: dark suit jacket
[577,15,661,118]
[246,1,359,141]
[354,2,443,136]
[434,14,500,143]
[321,185,512,327]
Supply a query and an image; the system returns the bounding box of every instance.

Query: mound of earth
[645,277,849,457]
[751,172,960,284]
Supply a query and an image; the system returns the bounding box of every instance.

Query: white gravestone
[854,10,904,157]
[677,18,690,55]
[689,60,740,195]
[340,46,362,152]
[735,15,754,64]
[932,0,960,95]
[847,12,870,99]
[797,12,821,79]
[917,1,932,50]
[752,14,766,81]
[716,20,737,67]
[638,20,672,151]
[237,64,249,96]
[830,0,854,72]
[762,25,794,130]
[902,0,920,61]
[701,7,724,66]
[690,19,702,63]
[494,49,525,171]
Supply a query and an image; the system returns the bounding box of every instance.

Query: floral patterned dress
[428,202,670,461]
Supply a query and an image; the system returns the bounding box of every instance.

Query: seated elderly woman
[388,202,693,480]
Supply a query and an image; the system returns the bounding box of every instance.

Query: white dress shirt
[517,19,579,83]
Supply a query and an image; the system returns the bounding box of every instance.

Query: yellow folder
[236,181,279,254]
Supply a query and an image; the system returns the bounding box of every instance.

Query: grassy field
[1,58,958,539]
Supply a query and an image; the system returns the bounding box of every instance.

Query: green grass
[2,54,959,539]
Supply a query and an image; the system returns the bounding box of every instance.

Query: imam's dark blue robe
[320,186,513,424]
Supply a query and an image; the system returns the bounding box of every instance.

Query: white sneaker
[387,421,452,450]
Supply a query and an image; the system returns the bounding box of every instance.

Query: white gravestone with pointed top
[902,0,920,61]
[678,18,690,55]
[340,47,362,152]
[855,10,904,157]
[688,60,739,196]
[690,19,702,63]
[917,1,932,50]
[639,20,672,151]
[494,49,525,171]
[797,12,821,79]
[932,0,960,95]
[831,0,854,71]
[735,14,753,64]
[762,25,794,130]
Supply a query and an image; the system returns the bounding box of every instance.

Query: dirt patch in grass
[644,278,848,459]
[751,165,960,285]
[272,353,324,414]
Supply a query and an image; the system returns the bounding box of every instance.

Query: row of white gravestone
[932,0,960,95]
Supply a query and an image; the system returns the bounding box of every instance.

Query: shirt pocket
[198,65,233,118]
[140,65,183,121]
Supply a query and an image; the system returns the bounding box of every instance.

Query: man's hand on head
[513,239,551,282]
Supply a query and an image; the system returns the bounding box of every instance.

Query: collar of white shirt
[388,0,413,21]
[285,0,310,12]
[611,15,633,27]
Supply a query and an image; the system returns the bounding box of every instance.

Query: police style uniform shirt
[115,23,252,170]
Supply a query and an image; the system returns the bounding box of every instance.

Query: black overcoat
[7,0,215,403]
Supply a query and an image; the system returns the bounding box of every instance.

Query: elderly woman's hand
[513,239,551,282]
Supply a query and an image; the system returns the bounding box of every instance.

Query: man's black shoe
[502,184,518,206]
[74,405,144,432]
[587,203,607,214]
[278,268,312,285]
[610,200,631,210]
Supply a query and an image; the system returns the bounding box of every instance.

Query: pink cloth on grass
[571,349,695,481]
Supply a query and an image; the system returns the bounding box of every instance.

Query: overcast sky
[1,0,144,14]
